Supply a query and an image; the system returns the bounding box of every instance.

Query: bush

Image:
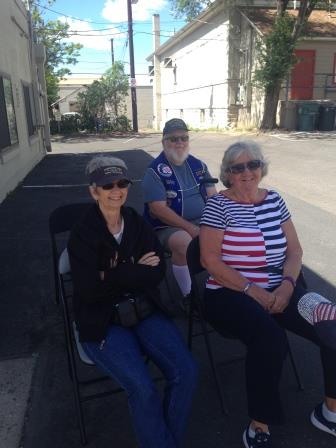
[113,115,131,131]
[49,115,79,134]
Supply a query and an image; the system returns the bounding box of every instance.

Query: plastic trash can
[297,102,320,131]
[318,105,336,131]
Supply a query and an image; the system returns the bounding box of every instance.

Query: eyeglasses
[227,160,264,174]
[164,135,189,143]
[102,179,131,190]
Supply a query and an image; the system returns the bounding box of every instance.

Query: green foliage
[77,80,106,118]
[49,115,80,134]
[169,0,212,20]
[31,2,82,108]
[101,62,129,116]
[77,63,129,133]
[253,14,298,90]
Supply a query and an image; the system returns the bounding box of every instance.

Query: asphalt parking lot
[0,130,335,448]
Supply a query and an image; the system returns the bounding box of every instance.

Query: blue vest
[144,152,208,230]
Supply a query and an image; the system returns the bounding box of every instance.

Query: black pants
[204,285,336,425]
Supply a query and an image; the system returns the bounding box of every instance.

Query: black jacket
[68,204,166,342]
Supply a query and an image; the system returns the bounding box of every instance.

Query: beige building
[58,75,154,129]
[0,0,49,204]
[148,1,336,129]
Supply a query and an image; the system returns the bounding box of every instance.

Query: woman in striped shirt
[199,140,336,448]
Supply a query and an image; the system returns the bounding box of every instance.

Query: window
[22,83,36,136]
[0,76,18,150]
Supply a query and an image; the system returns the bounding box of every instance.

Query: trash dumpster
[297,102,320,131]
[318,105,336,131]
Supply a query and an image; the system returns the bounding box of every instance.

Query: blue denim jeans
[82,312,198,448]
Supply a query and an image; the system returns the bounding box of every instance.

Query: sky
[38,0,188,84]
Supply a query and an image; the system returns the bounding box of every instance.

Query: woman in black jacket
[68,156,198,448]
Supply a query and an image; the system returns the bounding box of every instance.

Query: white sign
[130,78,136,87]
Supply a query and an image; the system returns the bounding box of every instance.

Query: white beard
[167,148,189,165]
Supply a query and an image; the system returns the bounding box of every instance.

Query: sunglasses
[164,135,189,143]
[102,179,131,190]
[227,159,264,174]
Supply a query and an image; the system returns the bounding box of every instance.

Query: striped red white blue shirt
[200,190,291,289]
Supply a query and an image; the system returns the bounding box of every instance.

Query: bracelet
[243,281,254,294]
[282,276,296,289]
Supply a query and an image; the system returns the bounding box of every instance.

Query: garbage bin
[318,105,336,131]
[297,102,320,131]
[279,101,297,130]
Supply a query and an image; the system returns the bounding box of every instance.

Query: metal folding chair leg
[188,296,228,414]
[288,342,304,391]
[200,317,229,415]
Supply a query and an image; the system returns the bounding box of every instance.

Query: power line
[33,1,186,25]
[34,25,128,32]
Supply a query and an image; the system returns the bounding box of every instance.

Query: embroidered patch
[195,169,205,178]
[166,190,177,199]
[104,166,123,175]
[157,163,173,177]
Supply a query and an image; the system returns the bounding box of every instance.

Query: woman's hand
[269,282,293,314]
[248,284,277,312]
[137,251,160,266]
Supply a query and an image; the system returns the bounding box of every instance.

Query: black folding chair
[49,202,127,445]
[49,203,163,445]
[49,202,92,305]
[186,236,304,415]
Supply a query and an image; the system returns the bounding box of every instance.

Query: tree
[169,0,335,129]
[77,63,129,130]
[169,0,212,20]
[30,2,82,108]
[255,0,336,129]
[101,62,129,118]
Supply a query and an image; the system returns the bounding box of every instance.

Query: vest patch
[166,190,178,199]
[157,163,172,177]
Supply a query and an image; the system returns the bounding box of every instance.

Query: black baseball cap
[89,165,132,187]
[163,118,189,135]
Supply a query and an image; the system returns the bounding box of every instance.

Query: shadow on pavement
[0,149,335,448]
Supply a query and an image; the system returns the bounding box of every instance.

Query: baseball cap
[163,118,189,135]
[89,165,131,187]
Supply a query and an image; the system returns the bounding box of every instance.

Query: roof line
[239,9,264,37]
[146,0,224,61]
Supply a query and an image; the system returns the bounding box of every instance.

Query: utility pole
[127,0,138,132]
[152,14,162,130]
[110,38,114,65]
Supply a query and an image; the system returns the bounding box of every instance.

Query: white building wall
[157,11,230,130]
[124,86,153,129]
[0,0,46,204]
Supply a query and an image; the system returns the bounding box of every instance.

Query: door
[290,50,315,100]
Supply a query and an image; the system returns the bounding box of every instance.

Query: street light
[127,0,138,132]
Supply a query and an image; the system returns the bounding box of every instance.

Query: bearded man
[143,118,217,300]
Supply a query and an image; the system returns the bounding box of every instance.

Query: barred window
[23,83,36,136]
[0,76,18,150]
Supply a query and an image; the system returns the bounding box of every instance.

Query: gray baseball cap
[89,165,131,186]
[163,118,189,135]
